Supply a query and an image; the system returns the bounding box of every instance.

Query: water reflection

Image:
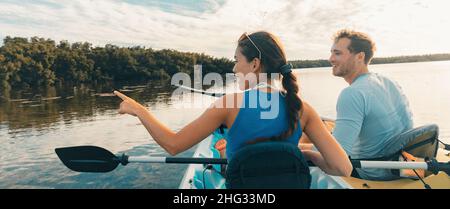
[0,81,175,133]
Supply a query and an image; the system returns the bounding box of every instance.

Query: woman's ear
[252,58,261,73]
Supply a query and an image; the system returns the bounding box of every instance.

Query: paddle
[55,145,450,175]
[173,84,225,97]
[55,146,227,173]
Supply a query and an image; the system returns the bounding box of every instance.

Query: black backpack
[225,141,311,189]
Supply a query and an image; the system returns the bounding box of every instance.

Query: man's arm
[332,88,365,155]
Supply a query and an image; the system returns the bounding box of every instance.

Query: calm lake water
[1,61,449,189]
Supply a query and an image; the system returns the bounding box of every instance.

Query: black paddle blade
[55,146,120,173]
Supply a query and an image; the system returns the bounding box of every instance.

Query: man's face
[329,38,357,77]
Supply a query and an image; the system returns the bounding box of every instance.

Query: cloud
[0,0,449,60]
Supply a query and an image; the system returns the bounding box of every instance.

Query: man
[329,29,413,180]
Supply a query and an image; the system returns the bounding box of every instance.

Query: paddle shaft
[357,160,427,170]
[128,156,228,164]
[128,156,440,170]
[173,84,225,97]
[55,146,448,174]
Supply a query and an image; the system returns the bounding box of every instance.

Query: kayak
[179,128,450,189]
[342,149,450,189]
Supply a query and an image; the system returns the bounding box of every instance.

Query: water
[1,61,449,188]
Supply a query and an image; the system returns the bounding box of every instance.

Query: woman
[114,31,352,176]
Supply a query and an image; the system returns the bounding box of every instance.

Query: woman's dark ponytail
[277,66,302,140]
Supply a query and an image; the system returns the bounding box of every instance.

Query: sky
[1,0,450,60]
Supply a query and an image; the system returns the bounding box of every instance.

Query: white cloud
[0,0,449,60]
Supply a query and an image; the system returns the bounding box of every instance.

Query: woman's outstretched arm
[114,90,228,156]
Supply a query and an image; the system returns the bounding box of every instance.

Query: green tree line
[0,36,234,89]
[290,53,450,69]
[2,36,450,89]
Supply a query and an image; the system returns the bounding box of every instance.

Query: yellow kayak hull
[342,149,450,189]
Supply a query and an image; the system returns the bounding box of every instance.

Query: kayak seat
[353,124,440,180]
[225,141,311,189]
[379,124,439,160]
[385,124,440,177]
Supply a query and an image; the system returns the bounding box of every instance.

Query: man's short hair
[333,29,376,65]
